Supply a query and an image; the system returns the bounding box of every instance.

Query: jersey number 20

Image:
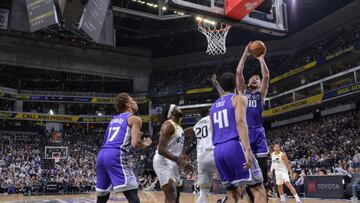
[195,126,208,139]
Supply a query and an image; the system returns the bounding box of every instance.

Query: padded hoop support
[225,0,265,20]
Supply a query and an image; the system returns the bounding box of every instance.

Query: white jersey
[193,116,214,157]
[155,119,185,164]
[271,152,288,172]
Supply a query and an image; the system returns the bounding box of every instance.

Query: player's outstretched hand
[243,41,252,56]
[243,150,253,169]
[142,137,152,147]
[211,74,217,84]
[256,46,267,60]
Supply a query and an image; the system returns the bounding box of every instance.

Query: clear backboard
[165,0,288,36]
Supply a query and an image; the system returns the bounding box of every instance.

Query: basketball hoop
[197,21,232,55]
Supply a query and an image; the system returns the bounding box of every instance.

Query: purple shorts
[214,139,263,189]
[249,127,269,157]
[96,148,138,196]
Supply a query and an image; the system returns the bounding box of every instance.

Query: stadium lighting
[162,6,167,11]
[203,19,216,25]
[195,16,203,22]
[49,109,54,115]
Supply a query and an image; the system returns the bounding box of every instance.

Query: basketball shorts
[214,139,263,189]
[153,154,182,188]
[249,127,269,157]
[96,148,138,196]
[197,149,217,188]
[275,171,290,185]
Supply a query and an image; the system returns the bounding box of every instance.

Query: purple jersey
[245,90,264,127]
[210,93,239,145]
[101,112,132,152]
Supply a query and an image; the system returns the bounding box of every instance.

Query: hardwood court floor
[0,191,352,203]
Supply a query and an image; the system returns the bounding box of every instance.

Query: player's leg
[123,189,140,203]
[277,184,285,203]
[106,151,139,202]
[197,150,215,203]
[249,184,267,203]
[226,186,241,203]
[153,155,179,203]
[176,186,182,203]
[248,153,267,203]
[96,150,112,203]
[162,179,178,203]
[284,181,301,203]
[246,127,269,203]
[255,128,269,188]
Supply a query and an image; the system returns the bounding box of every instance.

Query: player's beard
[249,83,259,90]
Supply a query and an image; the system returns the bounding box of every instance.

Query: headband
[167,104,176,119]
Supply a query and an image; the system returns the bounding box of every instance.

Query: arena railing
[19,90,116,97]
[0,86,17,94]
[266,65,360,106]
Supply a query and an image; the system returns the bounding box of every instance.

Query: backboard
[165,0,288,36]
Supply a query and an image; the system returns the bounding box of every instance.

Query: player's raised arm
[257,50,270,99]
[236,42,251,95]
[211,74,225,96]
[233,94,252,169]
[128,115,152,149]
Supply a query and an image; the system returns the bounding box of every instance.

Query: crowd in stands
[151,19,360,96]
[0,65,131,94]
[267,110,360,175]
[0,99,13,111]
[0,132,43,194]
[21,102,148,116]
[1,108,360,195]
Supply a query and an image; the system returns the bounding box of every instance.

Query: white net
[198,22,232,55]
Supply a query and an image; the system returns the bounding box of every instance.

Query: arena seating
[1,109,359,194]
[150,20,360,97]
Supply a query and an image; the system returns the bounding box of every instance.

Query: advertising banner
[304,176,344,199]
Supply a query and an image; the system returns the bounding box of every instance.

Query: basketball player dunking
[212,42,270,202]
[270,144,302,203]
[96,93,152,203]
[192,108,217,203]
[210,73,266,203]
[236,42,270,196]
[153,104,193,203]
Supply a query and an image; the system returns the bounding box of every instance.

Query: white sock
[294,194,300,202]
[197,188,210,203]
[280,194,285,201]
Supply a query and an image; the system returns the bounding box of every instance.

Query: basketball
[249,40,266,57]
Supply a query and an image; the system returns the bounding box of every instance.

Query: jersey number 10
[248,100,257,108]
[213,109,229,129]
